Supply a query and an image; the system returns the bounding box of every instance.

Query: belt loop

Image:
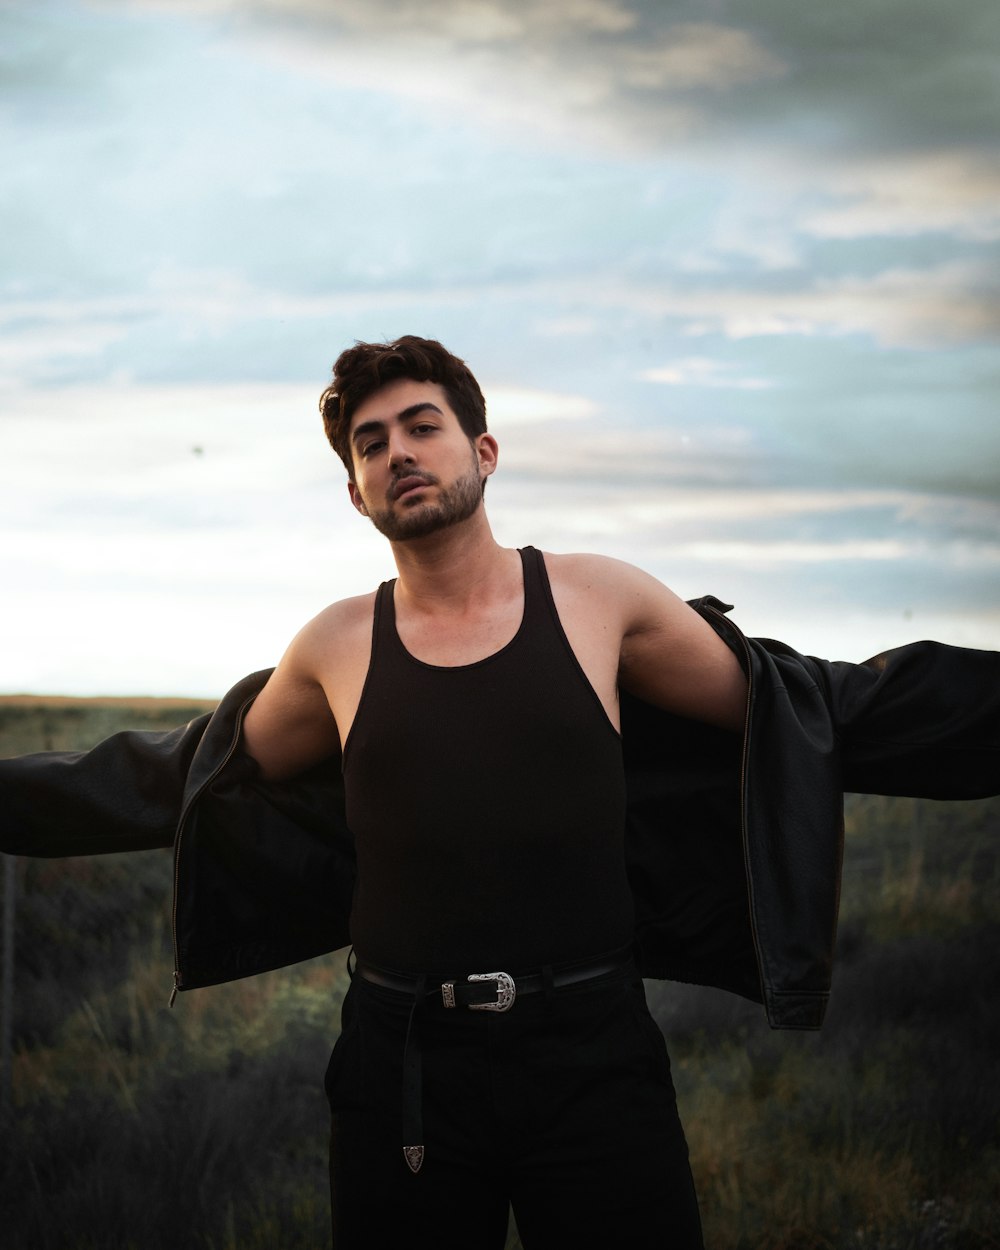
[401,972,426,1175]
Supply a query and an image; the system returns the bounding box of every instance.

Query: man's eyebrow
[398,402,444,422]
[351,403,444,444]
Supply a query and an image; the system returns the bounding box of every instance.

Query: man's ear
[347,481,369,516]
[477,433,499,482]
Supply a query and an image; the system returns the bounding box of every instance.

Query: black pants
[326,970,703,1249]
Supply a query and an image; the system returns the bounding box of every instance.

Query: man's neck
[389,512,519,616]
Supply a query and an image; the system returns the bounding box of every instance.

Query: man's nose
[387,432,414,469]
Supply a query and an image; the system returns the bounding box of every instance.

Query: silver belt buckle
[468,970,516,1012]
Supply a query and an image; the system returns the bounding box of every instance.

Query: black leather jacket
[3,600,998,1030]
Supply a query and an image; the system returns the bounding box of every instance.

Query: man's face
[346,378,495,542]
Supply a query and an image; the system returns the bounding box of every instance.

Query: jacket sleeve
[810,641,1000,799]
[0,717,210,857]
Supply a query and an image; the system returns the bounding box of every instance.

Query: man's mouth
[391,475,434,501]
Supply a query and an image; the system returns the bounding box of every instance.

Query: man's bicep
[242,649,341,782]
[619,579,747,732]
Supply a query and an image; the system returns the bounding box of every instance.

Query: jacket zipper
[168,693,259,1007]
[701,604,765,1001]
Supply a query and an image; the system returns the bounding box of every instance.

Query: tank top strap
[518,545,558,636]
[518,544,587,671]
[372,577,402,659]
[375,552,542,661]
[371,549,563,669]
[518,546,542,608]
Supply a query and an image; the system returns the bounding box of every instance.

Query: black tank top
[343,546,633,972]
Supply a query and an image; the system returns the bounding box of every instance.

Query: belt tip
[403,1145,425,1174]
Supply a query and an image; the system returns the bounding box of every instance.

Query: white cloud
[5,377,998,694]
[533,317,600,338]
[495,476,1000,539]
[617,23,787,91]
[804,150,1000,242]
[584,262,1000,348]
[118,0,638,38]
[0,321,130,387]
[105,2,787,152]
[808,263,1000,346]
[2,251,996,405]
[641,357,774,390]
[0,382,323,502]
[677,539,913,565]
[0,380,598,503]
[488,387,598,425]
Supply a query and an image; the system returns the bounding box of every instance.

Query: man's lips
[391,475,435,501]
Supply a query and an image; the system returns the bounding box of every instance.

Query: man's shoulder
[539,548,708,643]
[539,549,659,595]
[539,548,628,577]
[292,589,379,658]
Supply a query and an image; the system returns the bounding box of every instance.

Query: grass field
[2,699,998,1248]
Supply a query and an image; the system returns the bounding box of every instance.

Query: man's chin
[366,464,484,542]
[369,503,457,542]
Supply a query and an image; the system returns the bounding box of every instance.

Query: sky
[2,0,998,696]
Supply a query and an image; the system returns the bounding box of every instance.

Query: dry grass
[2,703,998,1248]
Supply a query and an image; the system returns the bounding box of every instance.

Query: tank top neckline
[381,546,535,673]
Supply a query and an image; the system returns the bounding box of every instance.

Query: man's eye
[362,441,385,456]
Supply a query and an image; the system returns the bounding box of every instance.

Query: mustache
[389,472,438,501]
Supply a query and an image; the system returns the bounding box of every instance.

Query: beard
[364,455,484,542]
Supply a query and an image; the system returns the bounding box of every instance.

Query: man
[241,335,747,1247]
[2,336,997,1249]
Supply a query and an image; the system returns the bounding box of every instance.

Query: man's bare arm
[241,621,342,782]
[616,562,747,731]
[545,553,747,733]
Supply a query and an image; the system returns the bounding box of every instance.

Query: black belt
[356,947,634,1013]
[352,946,636,1175]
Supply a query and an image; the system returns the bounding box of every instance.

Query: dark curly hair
[320,336,487,477]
